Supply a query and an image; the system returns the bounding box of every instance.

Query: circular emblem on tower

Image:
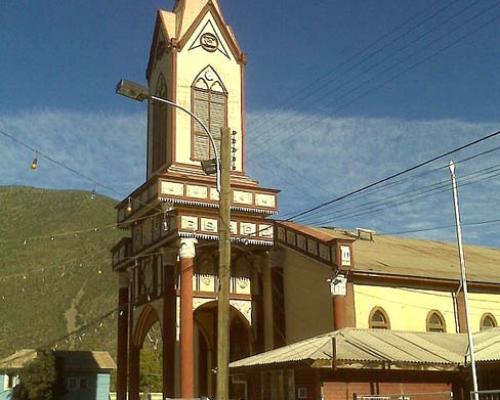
[200,33,218,52]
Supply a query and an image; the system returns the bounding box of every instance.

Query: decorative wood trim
[177,2,243,63]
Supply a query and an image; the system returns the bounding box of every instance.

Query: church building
[111,0,280,398]
[111,1,500,399]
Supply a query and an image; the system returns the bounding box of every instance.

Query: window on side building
[369,307,390,329]
[426,310,446,332]
[480,313,497,330]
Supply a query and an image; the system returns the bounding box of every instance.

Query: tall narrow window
[152,74,168,172]
[369,307,390,329]
[192,67,227,160]
[426,310,446,332]
[480,313,497,330]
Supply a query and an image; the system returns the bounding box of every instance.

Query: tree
[11,350,64,400]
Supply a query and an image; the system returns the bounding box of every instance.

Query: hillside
[0,186,123,358]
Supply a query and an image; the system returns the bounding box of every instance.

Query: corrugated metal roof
[310,226,500,283]
[469,328,500,363]
[0,350,116,371]
[230,328,500,370]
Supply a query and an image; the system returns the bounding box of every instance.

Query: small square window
[340,245,351,266]
[298,387,308,399]
[67,377,78,391]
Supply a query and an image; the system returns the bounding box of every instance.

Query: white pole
[449,160,479,400]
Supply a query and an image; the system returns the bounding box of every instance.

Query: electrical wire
[285,128,500,222]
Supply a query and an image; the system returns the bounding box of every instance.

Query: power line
[300,159,500,226]
[285,128,500,222]
[289,143,500,223]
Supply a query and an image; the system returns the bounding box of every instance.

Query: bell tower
[145,0,247,178]
[112,1,281,399]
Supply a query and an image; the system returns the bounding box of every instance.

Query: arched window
[369,307,390,329]
[152,74,168,172]
[480,313,497,331]
[426,311,446,333]
[191,66,227,161]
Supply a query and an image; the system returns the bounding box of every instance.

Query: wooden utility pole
[216,127,232,399]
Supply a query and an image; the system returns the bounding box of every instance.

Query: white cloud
[1,108,499,246]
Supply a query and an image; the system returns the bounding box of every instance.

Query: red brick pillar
[332,276,356,330]
[162,249,177,398]
[116,273,129,400]
[128,344,140,400]
[179,238,197,398]
[456,290,468,333]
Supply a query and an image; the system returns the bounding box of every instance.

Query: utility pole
[449,160,479,400]
[216,127,232,400]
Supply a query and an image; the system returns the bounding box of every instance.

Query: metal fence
[355,391,453,400]
[470,391,500,400]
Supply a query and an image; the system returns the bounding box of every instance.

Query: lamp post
[116,79,232,400]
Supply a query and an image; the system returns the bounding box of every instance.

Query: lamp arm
[150,95,221,191]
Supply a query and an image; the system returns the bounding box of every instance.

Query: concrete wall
[468,292,500,332]
[354,285,457,332]
[282,249,334,344]
[354,284,500,333]
[0,373,12,400]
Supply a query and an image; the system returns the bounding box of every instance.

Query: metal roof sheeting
[0,350,116,371]
[230,328,500,370]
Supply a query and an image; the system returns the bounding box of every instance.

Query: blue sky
[1,0,500,246]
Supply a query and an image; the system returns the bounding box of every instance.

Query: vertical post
[449,160,479,399]
[116,273,129,400]
[179,238,197,398]
[217,127,232,400]
[162,252,177,398]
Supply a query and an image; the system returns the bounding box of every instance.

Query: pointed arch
[133,304,162,347]
[369,307,390,329]
[151,73,168,173]
[426,310,446,333]
[191,65,228,161]
[480,313,497,331]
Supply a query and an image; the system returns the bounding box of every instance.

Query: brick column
[456,290,468,333]
[179,238,197,398]
[128,344,140,400]
[162,248,177,398]
[332,276,356,330]
[116,272,129,400]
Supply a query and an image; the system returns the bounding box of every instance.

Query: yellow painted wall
[468,292,500,332]
[176,11,243,171]
[282,249,333,344]
[354,285,458,333]
[148,34,174,177]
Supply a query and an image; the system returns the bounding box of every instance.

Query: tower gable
[177,1,243,63]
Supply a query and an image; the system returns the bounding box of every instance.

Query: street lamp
[115,79,221,192]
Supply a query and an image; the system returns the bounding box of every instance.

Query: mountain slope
[0,186,123,358]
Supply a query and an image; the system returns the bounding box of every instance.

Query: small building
[0,350,116,400]
[230,327,500,400]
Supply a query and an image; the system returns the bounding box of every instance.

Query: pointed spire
[175,0,222,39]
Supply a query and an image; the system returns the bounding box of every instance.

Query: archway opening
[193,301,252,398]
[139,321,163,394]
